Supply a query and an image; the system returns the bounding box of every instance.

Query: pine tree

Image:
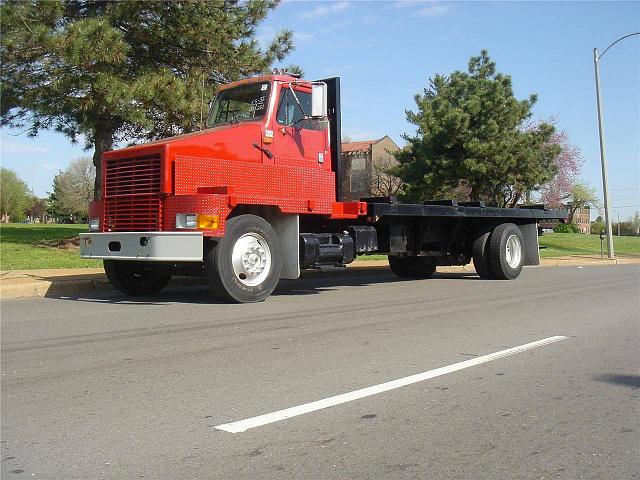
[1,0,294,198]
[393,51,560,207]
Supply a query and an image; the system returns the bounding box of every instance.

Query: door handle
[252,142,273,159]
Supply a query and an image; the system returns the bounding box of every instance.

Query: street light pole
[593,32,639,260]
[593,47,614,258]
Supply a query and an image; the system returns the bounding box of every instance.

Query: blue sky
[1,1,639,219]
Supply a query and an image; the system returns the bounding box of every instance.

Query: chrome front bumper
[79,232,203,262]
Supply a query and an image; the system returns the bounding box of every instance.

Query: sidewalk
[1,256,638,300]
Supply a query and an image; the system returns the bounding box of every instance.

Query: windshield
[206,82,271,127]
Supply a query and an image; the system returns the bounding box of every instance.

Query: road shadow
[51,269,480,306]
[593,373,640,389]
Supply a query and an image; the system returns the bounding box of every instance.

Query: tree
[613,212,640,237]
[48,157,96,220]
[371,156,404,197]
[67,156,95,208]
[0,168,31,222]
[25,196,48,221]
[590,219,605,235]
[539,126,583,208]
[566,182,599,224]
[1,1,294,199]
[630,212,640,235]
[393,51,559,207]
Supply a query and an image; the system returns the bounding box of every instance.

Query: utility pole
[592,32,640,259]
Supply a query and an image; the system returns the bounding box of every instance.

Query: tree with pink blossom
[539,127,584,208]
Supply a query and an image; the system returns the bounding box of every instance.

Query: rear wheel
[207,214,282,303]
[488,223,524,280]
[472,230,496,279]
[388,256,437,278]
[103,260,171,295]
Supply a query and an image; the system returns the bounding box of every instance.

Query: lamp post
[593,32,639,259]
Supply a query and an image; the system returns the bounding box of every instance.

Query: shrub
[554,223,579,233]
[590,221,605,235]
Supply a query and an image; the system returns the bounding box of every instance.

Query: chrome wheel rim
[505,234,522,269]
[231,233,271,286]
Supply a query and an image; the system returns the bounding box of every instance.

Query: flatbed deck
[366,199,566,221]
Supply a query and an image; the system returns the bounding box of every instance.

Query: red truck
[80,74,565,303]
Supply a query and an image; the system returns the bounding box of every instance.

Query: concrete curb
[1,256,638,300]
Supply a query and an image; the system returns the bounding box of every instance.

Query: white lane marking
[215,336,568,433]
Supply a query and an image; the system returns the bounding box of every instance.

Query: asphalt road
[2,265,639,479]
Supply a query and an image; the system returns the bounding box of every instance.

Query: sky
[1,1,639,219]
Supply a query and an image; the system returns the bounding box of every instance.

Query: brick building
[538,205,590,233]
[570,205,591,233]
[341,136,400,201]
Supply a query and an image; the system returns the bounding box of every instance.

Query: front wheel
[103,260,171,295]
[206,214,282,303]
[388,256,437,278]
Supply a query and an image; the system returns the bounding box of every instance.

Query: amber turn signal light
[196,214,219,230]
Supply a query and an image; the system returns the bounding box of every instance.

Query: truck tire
[472,230,496,279]
[207,214,282,303]
[103,260,171,295]
[388,256,437,278]
[488,223,524,280]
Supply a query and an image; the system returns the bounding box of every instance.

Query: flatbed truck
[80,74,566,303]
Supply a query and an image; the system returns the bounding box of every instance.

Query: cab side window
[276,89,312,126]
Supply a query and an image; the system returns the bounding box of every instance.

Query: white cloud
[1,140,49,154]
[38,161,59,172]
[418,4,451,17]
[391,1,452,17]
[343,131,377,141]
[298,1,349,20]
[294,31,315,43]
[392,0,419,8]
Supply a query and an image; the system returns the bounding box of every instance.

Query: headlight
[176,213,219,230]
[89,218,100,231]
[176,213,197,229]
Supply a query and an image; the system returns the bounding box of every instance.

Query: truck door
[271,85,328,169]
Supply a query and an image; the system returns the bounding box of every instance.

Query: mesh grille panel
[103,154,163,231]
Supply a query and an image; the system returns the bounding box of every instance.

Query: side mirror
[311,83,327,118]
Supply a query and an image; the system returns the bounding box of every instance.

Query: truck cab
[81,75,364,301]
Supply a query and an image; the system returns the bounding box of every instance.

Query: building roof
[341,139,376,153]
[341,135,399,153]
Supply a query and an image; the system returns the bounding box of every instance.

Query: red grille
[103,153,163,232]
[104,154,162,197]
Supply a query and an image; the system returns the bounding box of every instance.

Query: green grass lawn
[539,232,640,258]
[0,223,101,270]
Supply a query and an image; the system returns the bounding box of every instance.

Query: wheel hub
[505,234,522,268]
[232,233,272,286]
